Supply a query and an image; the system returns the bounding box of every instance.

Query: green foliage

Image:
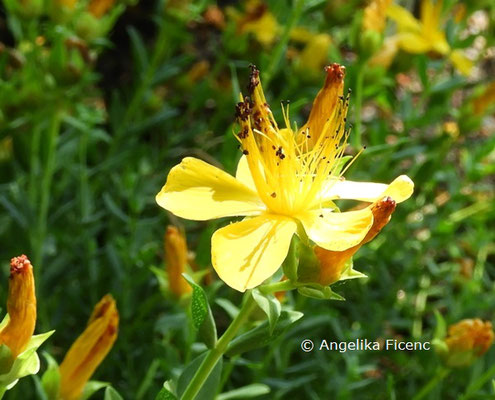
[1,0,495,398]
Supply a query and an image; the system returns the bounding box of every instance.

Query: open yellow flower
[371,0,472,76]
[59,294,119,400]
[156,64,413,292]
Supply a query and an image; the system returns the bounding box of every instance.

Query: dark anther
[248,64,260,94]
[237,126,249,139]
[242,149,249,155]
[271,192,277,198]
[235,101,252,122]
[275,146,285,160]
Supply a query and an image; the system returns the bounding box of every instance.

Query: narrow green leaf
[252,290,281,335]
[183,274,217,348]
[297,286,345,301]
[81,381,109,400]
[155,387,177,400]
[104,386,124,400]
[226,311,303,357]
[41,353,60,400]
[217,383,271,400]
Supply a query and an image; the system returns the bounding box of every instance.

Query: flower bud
[313,197,396,286]
[59,294,119,400]
[165,226,192,297]
[0,255,36,358]
[442,319,494,367]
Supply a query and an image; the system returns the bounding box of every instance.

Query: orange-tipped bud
[0,255,36,358]
[443,319,494,367]
[165,226,192,297]
[59,294,119,400]
[88,0,116,18]
[314,197,396,285]
[299,63,346,149]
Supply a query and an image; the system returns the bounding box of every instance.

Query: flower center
[235,64,352,216]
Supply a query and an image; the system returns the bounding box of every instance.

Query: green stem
[352,63,365,149]
[259,280,295,295]
[180,292,257,400]
[459,363,495,400]
[412,367,450,400]
[0,385,6,399]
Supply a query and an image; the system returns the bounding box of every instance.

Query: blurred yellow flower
[59,295,119,400]
[88,0,116,18]
[472,81,495,115]
[371,0,472,75]
[444,319,494,367]
[290,28,332,75]
[0,255,36,358]
[363,0,392,33]
[233,0,280,47]
[156,64,413,292]
[165,226,193,297]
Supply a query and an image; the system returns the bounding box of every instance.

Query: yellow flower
[363,0,392,33]
[290,28,332,75]
[59,295,119,400]
[371,0,472,75]
[444,319,494,367]
[0,255,36,359]
[156,64,413,292]
[165,226,193,297]
[232,0,280,47]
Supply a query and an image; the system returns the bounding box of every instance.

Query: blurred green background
[1,0,494,398]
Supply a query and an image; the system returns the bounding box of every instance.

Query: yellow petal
[449,50,473,76]
[321,175,414,203]
[396,32,432,53]
[211,215,296,292]
[387,3,422,33]
[156,157,265,221]
[420,0,445,39]
[297,33,332,75]
[298,207,373,251]
[235,154,257,192]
